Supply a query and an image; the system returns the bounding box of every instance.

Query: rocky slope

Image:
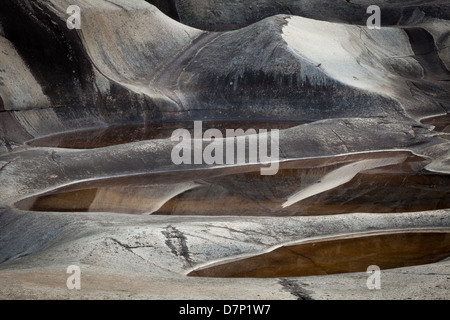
[0,0,449,299]
[174,0,450,30]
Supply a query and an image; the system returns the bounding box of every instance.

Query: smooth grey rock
[0,0,449,300]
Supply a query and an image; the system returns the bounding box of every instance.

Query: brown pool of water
[156,169,450,216]
[14,152,450,216]
[187,230,450,278]
[422,114,450,134]
[26,120,307,149]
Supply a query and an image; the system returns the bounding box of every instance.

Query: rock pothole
[14,152,450,215]
[26,120,306,149]
[187,230,450,278]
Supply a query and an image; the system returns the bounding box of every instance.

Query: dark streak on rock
[162,225,193,266]
[50,151,61,164]
[0,161,11,172]
[279,278,314,300]
[0,105,66,113]
[0,251,31,265]
[108,237,154,250]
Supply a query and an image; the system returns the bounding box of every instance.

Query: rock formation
[0,0,449,299]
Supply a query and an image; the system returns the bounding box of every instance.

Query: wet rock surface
[0,0,449,299]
